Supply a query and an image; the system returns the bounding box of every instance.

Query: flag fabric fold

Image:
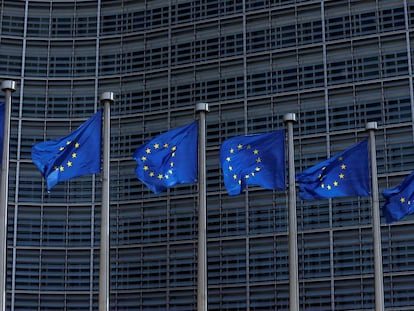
[382,171,414,223]
[220,130,285,196]
[133,121,198,194]
[31,109,102,191]
[296,139,370,200]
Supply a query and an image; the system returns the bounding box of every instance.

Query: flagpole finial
[283,113,297,123]
[1,80,16,92]
[366,122,378,130]
[100,92,114,104]
[195,102,209,112]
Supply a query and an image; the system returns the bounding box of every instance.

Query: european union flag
[296,139,370,200]
[31,109,102,191]
[0,102,4,163]
[382,171,414,223]
[133,121,198,194]
[220,130,285,196]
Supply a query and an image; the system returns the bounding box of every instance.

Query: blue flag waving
[133,121,198,194]
[32,109,102,191]
[0,102,4,164]
[220,130,285,196]
[382,171,414,223]
[296,139,370,200]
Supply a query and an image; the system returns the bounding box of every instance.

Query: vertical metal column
[284,113,299,311]
[366,122,385,311]
[195,103,209,311]
[0,80,16,311]
[99,92,113,311]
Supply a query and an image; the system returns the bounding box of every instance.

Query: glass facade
[1,0,414,309]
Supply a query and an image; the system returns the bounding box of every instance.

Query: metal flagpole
[366,122,385,311]
[283,113,299,311]
[0,80,16,311]
[195,103,209,311]
[99,92,113,311]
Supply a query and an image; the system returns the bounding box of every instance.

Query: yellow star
[230,148,234,154]
[229,166,233,171]
[143,165,149,171]
[255,167,261,172]
[172,152,176,157]
[256,157,262,163]
[75,142,80,148]
[338,156,343,161]
[154,143,159,149]
[327,185,331,190]
[158,174,163,180]
[400,197,406,203]
[321,183,325,188]
[245,175,250,179]
[238,180,242,185]
[341,164,346,170]
[253,149,259,155]
[247,145,251,149]
[172,146,177,151]
[60,166,64,172]
[170,162,174,167]
[66,141,71,145]
[233,174,237,180]
[67,161,72,167]
[146,148,151,154]
[226,157,231,162]
[164,143,169,148]
[333,181,338,186]
[72,152,77,158]
[141,156,147,161]
[237,144,243,150]
[59,146,65,151]
[149,172,155,177]
[339,173,344,179]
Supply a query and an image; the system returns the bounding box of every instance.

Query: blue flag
[296,139,370,200]
[0,102,4,164]
[133,121,198,194]
[32,109,102,191]
[382,171,414,223]
[220,130,285,196]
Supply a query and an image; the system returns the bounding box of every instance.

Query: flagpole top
[1,80,16,92]
[100,92,114,104]
[366,122,378,130]
[283,113,297,123]
[195,103,209,112]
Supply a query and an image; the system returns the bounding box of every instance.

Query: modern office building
[1,0,414,310]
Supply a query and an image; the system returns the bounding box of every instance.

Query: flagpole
[99,92,113,311]
[0,80,15,311]
[366,122,385,311]
[283,113,299,311]
[195,103,209,311]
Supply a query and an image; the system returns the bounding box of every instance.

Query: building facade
[1,0,414,309]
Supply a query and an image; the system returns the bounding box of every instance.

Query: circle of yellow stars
[224,143,262,185]
[140,142,177,181]
[53,140,80,172]
[399,197,412,206]
[319,156,346,191]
